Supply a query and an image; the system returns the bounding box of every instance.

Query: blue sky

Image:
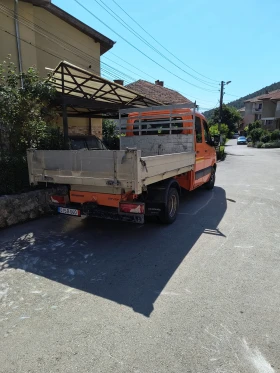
[53,0,280,111]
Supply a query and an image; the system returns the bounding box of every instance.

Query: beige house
[243,90,280,130]
[243,97,263,125]
[0,0,114,137]
[258,90,280,130]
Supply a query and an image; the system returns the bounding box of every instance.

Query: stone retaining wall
[0,186,67,229]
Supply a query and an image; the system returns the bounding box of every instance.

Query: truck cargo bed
[27,149,195,195]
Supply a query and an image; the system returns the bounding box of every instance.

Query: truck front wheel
[160,187,179,224]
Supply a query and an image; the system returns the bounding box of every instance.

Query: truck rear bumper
[50,203,145,224]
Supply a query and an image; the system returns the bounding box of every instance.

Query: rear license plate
[58,207,81,216]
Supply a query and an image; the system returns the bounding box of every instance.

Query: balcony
[252,103,263,114]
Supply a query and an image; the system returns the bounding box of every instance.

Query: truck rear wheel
[159,187,179,224]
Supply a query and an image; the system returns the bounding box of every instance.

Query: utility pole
[219,81,224,134]
[219,80,231,134]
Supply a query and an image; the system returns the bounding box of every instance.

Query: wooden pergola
[49,61,162,140]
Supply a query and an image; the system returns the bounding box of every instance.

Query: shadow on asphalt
[0,187,227,317]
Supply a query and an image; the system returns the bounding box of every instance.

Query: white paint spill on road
[61,296,70,301]
[205,328,222,341]
[0,284,8,301]
[243,338,275,373]
[155,290,180,296]
[20,316,30,320]
[220,324,232,335]
[30,290,42,294]
[234,245,254,249]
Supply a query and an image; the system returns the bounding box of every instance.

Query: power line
[73,0,219,93]
[93,0,218,88]
[0,4,139,84]
[106,53,218,105]
[224,92,240,98]
[111,0,220,84]
[8,2,220,104]
[0,4,219,106]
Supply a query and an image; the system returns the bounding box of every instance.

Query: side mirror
[212,135,220,147]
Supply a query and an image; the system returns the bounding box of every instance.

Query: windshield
[87,137,107,150]
[70,139,86,150]
[69,137,107,150]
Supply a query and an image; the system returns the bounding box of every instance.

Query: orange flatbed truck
[27,103,217,224]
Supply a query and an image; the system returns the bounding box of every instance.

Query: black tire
[205,167,215,190]
[159,187,179,224]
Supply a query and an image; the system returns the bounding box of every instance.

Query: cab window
[133,117,183,135]
[195,116,202,143]
[203,120,211,144]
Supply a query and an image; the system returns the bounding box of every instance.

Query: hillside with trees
[203,81,280,118]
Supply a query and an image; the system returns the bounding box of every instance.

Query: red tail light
[51,195,67,204]
[119,202,145,214]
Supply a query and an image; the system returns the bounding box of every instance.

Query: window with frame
[133,117,183,135]
[195,116,202,143]
[203,120,211,144]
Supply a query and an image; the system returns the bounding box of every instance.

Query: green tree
[209,105,241,134]
[0,55,61,154]
[247,120,262,134]
[209,123,229,137]
[0,56,63,194]
[250,128,263,143]
[102,119,120,150]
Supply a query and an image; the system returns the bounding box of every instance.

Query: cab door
[194,116,205,187]
[202,119,215,182]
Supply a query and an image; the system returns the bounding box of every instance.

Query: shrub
[261,141,280,148]
[209,123,229,138]
[260,132,271,143]
[102,119,120,150]
[256,141,264,148]
[0,154,29,195]
[0,56,60,195]
[248,120,262,133]
[271,129,280,141]
[250,128,264,143]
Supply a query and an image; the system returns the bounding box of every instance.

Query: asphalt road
[1,140,280,373]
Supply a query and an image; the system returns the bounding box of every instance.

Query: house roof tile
[244,90,280,103]
[258,90,280,101]
[125,80,192,105]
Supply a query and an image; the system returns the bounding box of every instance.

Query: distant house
[243,90,280,130]
[258,90,280,130]
[125,80,193,105]
[244,96,264,125]
[237,107,245,130]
